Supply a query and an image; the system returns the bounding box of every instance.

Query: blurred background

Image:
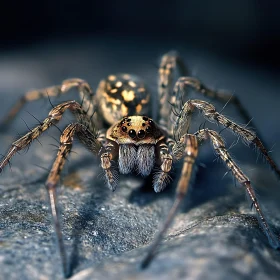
[1,0,280,73]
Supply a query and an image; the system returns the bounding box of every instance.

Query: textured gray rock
[0,39,280,280]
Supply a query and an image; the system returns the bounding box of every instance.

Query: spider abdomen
[96,74,151,125]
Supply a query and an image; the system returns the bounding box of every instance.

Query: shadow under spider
[180,164,235,213]
[127,173,176,206]
[68,169,175,275]
[67,177,110,276]
[128,161,234,211]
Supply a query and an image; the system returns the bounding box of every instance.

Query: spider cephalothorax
[105,115,169,180]
[107,116,164,144]
[0,51,279,278]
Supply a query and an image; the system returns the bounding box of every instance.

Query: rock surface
[0,39,280,280]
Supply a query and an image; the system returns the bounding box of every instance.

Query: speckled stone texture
[0,39,280,280]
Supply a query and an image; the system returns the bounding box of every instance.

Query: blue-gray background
[0,1,280,280]
[1,0,280,73]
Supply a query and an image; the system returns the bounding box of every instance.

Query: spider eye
[137,130,145,139]
[122,126,127,132]
[146,126,151,133]
[128,129,136,139]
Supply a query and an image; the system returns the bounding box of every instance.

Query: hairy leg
[46,123,101,277]
[2,119,116,277]
[100,140,119,191]
[173,77,254,124]
[153,140,173,193]
[174,99,280,179]
[46,122,117,277]
[159,52,260,137]
[1,78,96,127]
[0,100,98,172]
[158,51,188,131]
[195,128,280,249]
[142,134,198,268]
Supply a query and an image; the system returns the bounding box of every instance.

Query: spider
[0,51,279,278]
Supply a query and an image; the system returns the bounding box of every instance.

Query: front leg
[100,141,119,191]
[153,140,173,193]
[142,134,199,268]
[44,122,104,277]
[194,129,280,249]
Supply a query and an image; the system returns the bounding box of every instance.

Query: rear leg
[172,76,270,151]
[0,78,96,127]
[158,51,188,131]
[160,52,264,140]
[173,77,254,125]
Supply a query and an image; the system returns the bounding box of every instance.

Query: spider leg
[158,51,188,131]
[0,78,96,127]
[153,140,173,192]
[100,141,119,191]
[174,99,280,179]
[94,129,119,190]
[46,123,96,277]
[142,134,198,268]
[173,77,255,127]
[45,122,109,277]
[195,129,280,249]
[0,100,99,172]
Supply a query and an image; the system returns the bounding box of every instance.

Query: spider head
[106,116,165,145]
